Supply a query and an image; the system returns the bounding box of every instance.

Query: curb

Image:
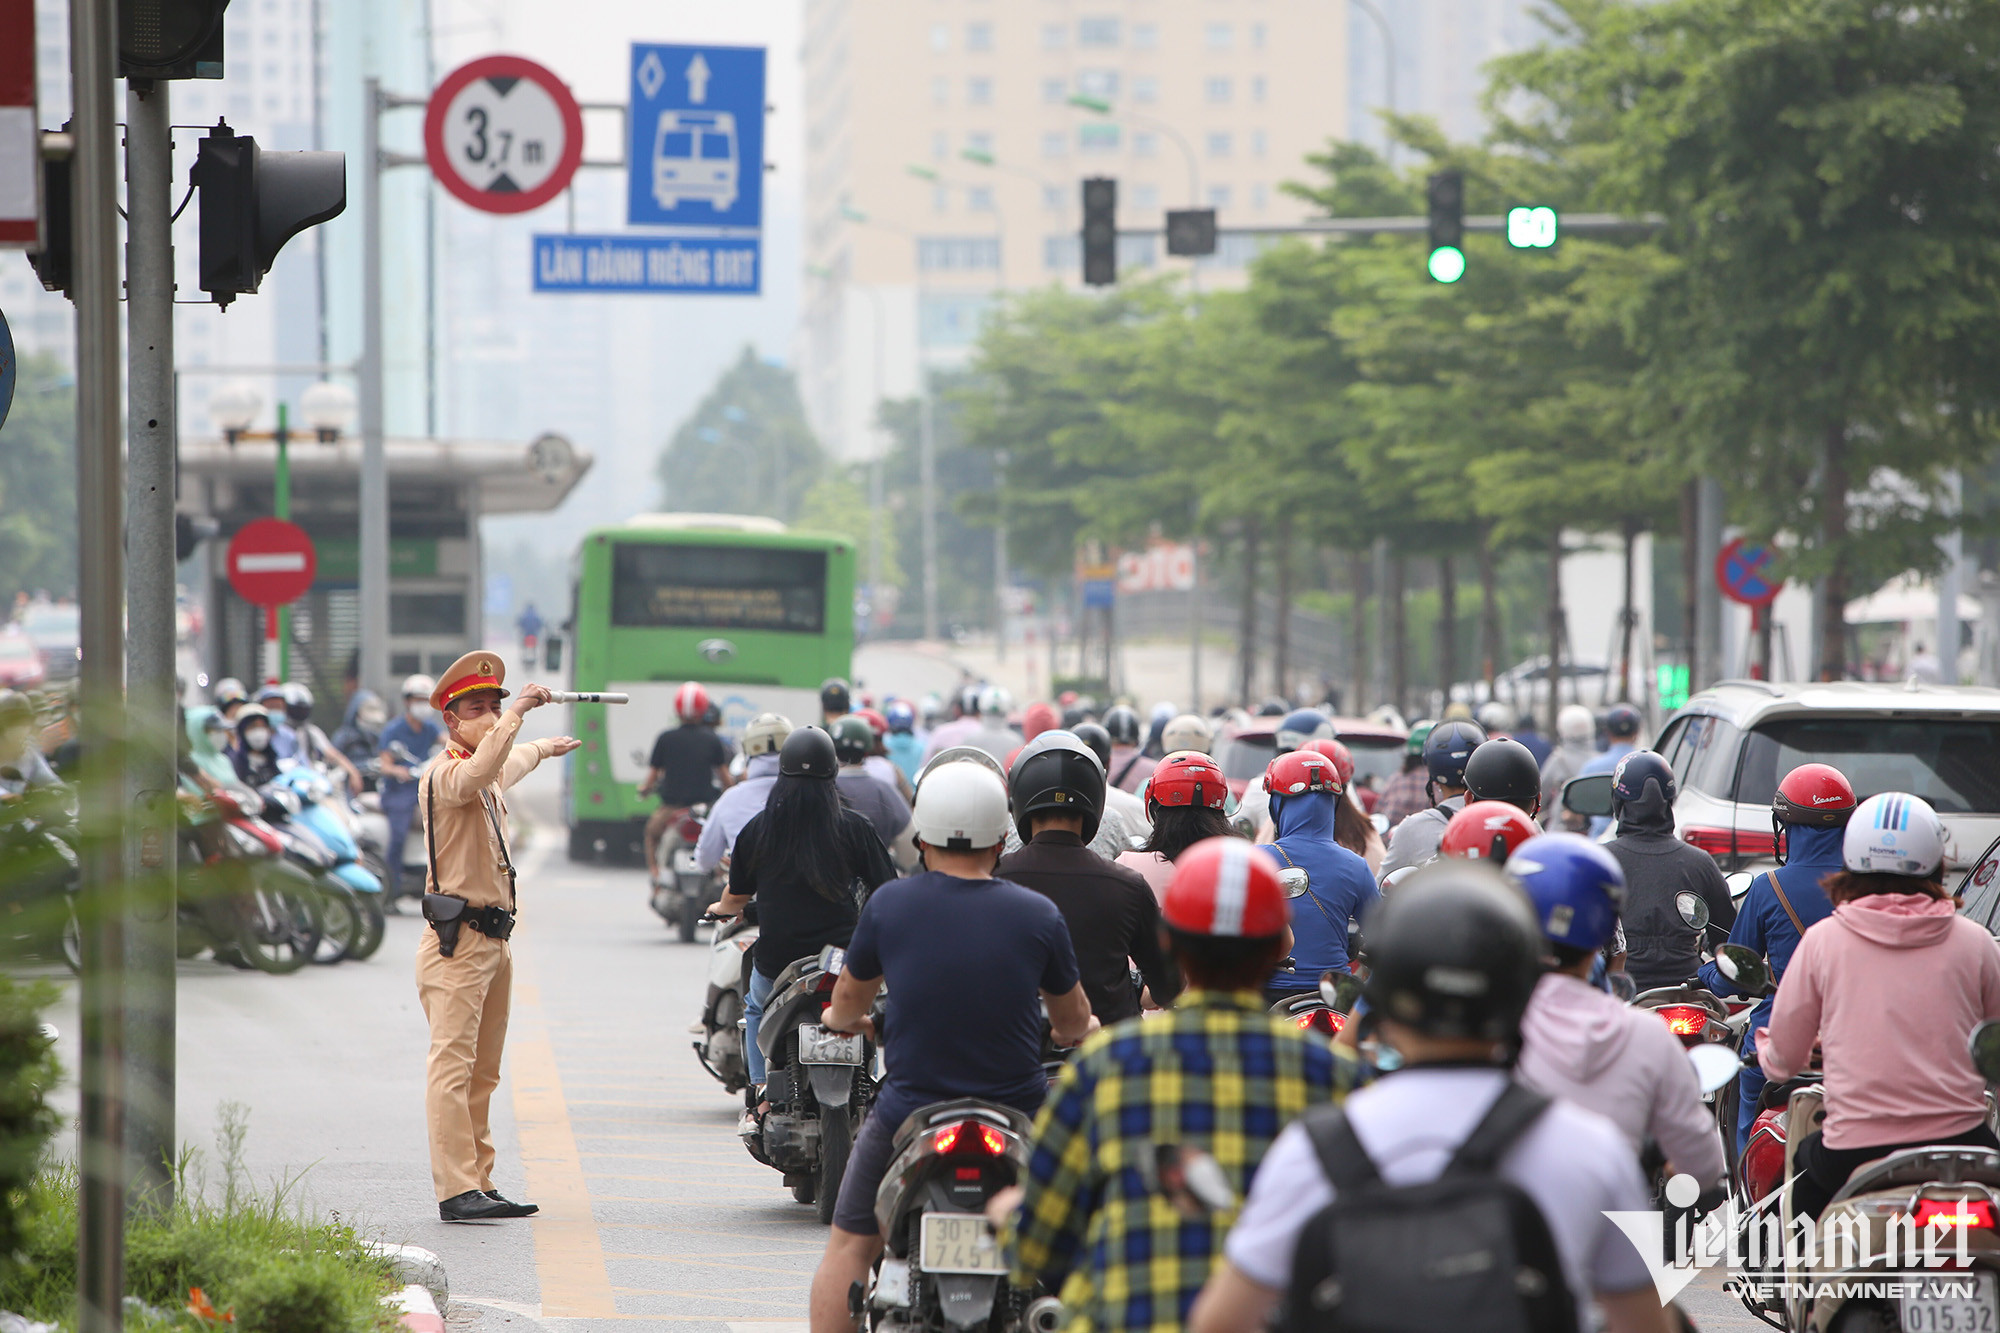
[388,1283,445,1333]
[364,1241,449,1315]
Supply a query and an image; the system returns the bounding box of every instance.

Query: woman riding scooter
[1757,791,2000,1219]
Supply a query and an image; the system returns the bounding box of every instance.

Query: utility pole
[122,74,179,1217]
[359,77,389,700]
[1938,471,1963,684]
[1694,477,1724,691]
[1188,510,1202,714]
[73,0,128,1326]
[920,381,938,641]
[993,451,1008,663]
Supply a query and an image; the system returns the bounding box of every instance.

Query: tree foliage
[0,354,79,603]
[654,346,824,522]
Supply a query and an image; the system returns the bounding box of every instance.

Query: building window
[1043,185,1065,212]
[1205,22,1233,51]
[932,76,950,106]
[1207,184,1232,208]
[921,293,998,348]
[1251,129,1268,156]
[968,186,996,212]
[919,237,1002,271]
[931,23,950,52]
[967,130,994,154]
[1251,22,1267,49]
[1252,183,1269,211]
[1041,22,1067,50]
[1132,22,1159,51]
[934,185,949,214]
[1121,233,1159,269]
[1077,68,1120,100]
[1133,131,1158,157]
[1133,75,1159,104]
[1042,77,1067,104]
[1133,183,1159,210]
[968,76,993,105]
[1206,76,1232,104]
[933,130,950,161]
[1079,122,1121,153]
[1078,16,1120,48]
[1207,132,1233,157]
[966,21,993,52]
[1041,131,1069,158]
[1044,234,1080,272]
[1252,75,1268,104]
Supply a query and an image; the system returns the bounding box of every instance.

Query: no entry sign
[425,54,584,214]
[227,518,317,606]
[1715,536,1781,607]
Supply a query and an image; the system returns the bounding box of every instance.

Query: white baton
[545,691,630,704]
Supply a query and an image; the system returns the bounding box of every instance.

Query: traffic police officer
[417,651,580,1221]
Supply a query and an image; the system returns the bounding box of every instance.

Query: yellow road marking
[510,976,620,1318]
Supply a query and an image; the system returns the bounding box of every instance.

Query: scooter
[651,803,714,942]
[178,783,319,975]
[693,908,761,1092]
[858,1100,1058,1333]
[265,765,387,961]
[745,944,878,1225]
[1631,893,1738,1049]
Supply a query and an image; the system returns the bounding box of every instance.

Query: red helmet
[1264,749,1343,797]
[1303,739,1356,791]
[1144,751,1228,811]
[856,707,889,738]
[1440,800,1541,864]
[1773,763,1856,827]
[1021,701,1060,741]
[673,681,710,722]
[1162,837,1289,938]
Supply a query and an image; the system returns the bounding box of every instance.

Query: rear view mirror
[1715,944,1771,996]
[1370,812,1389,836]
[1687,1041,1740,1095]
[1561,774,1615,818]
[544,634,563,671]
[1676,891,1710,932]
[1971,1021,2000,1084]
[1318,970,1364,1014]
[1725,871,1755,903]
[1277,867,1310,899]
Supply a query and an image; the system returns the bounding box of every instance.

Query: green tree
[654,346,824,521]
[0,354,79,603]
[876,372,998,635]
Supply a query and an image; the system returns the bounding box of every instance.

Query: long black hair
[752,771,851,903]
[1145,803,1236,862]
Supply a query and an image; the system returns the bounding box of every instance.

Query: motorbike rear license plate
[1899,1273,1998,1332]
[673,849,700,873]
[918,1212,1006,1275]
[798,1023,864,1066]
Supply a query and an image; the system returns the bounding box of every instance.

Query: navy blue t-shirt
[845,870,1080,1128]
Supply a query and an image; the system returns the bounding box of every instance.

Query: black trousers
[1792,1121,2000,1220]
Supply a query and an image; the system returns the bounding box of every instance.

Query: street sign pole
[275,401,290,682]
[360,76,388,701]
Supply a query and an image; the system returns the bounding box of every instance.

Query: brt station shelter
[179,432,592,699]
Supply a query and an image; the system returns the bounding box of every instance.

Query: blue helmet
[1508,833,1625,952]
[1424,719,1488,786]
[885,700,916,733]
[1276,708,1335,754]
[1610,750,1676,808]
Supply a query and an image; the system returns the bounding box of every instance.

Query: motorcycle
[651,803,715,942]
[745,944,878,1224]
[198,785,323,973]
[1631,892,1739,1049]
[0,775,80,972]
[858,1099,1058,1333]
[265,766,386,962]
[693,908,761,1092]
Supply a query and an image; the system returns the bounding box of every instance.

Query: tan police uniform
[415,653,564,1204]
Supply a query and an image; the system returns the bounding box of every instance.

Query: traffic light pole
[122,75,180,1218]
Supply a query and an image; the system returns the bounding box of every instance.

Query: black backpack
[1282,1081,1578,1333]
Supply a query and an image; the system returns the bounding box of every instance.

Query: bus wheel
[568,826,597,862]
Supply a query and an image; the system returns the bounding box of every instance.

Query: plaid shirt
[1377,765,1433,830]
[1006,990,1345,1333]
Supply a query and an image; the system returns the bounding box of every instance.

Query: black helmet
[1071,721,1113,769]
[820,677,852,715]
[1610,750,1675,809]
[1255,696,1291,717]
[1604,703,1642,739]
[831,715,873,766]
[1007,731,1105,844]
[1463,738,1542,811]
[1101,705,1141,748]
[1360,861,1543,1044]
[1423,719,1488,787]
[1060,706,1088,730]
[779,726,838,779]
[281,681,314,725]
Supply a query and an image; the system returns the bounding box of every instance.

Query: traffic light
[1081,177,1116,286]
[26,132,72,298]
[1506,206,1559,249]
[175,514,219,562]
[192,121,346,308]
[119,0,229,81]
[1164,207,1217,258]
[1426,169,1465,283]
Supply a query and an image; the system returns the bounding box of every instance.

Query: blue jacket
[1260,790,1380,989]
[1697,822,1841,1034]
[884,732,926,786]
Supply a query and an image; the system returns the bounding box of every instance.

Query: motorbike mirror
[1318,970,1364,1014]
[1970,1021,2000,1085]
[1676,891,1710,932]
[1724,870,1755,904]
[1370,812,1389,836]
[1608,971,1638,1002]
[1687,1041,1740,1095]
[1714,944,1771,995]
[1277,867,1310,899]
[1561,773,1615,818]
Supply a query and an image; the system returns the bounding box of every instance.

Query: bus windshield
[610,542,827,634]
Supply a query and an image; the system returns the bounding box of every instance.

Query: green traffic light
[1428,245,1466,283]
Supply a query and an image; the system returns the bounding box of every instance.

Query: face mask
[358,704,388,728]
[204,727,229,749]
[408,703,434,723]
[244,727,271,751]
[452,711,499,749]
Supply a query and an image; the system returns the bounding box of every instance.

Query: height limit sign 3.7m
[426,54,584,213]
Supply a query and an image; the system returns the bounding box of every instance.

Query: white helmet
[1843,792,1948,877]
[1557,704,1594,743]
[912,760,1011,852]
[1161,712,1214,754]
[977,684,1011,717]
[1476,701,1518,733]
[742,712,792,757]
[401,674,435,700]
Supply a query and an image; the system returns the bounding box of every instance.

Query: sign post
[1716,537,1782,681]
[227,518,317,686]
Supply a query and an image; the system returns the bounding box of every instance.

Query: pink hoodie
[1759,894,2000,1150]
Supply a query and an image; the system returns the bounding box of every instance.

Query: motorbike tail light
[678,817,703,841]
[1294,1008,1345,1035]
[1680,826,1778,859]
[1654,1005,1709,1038]
[815,972,838,994]
[955,1167,981,1181]
[932,1122,1008,1157]
[1915,1199,1996,1229]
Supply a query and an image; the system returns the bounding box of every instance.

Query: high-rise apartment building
[798,0,1346,461]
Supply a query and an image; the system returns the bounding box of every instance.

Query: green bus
[563,513,856,861]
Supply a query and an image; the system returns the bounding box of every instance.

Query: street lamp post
[1348,0,1398,163]
[1067,95,1199,207]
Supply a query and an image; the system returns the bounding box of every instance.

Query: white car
[1654,680,2000,874]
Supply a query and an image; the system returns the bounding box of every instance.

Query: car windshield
[1344,739,1403,789]
[21,607,77,636]
[1736,718,2000,815]
[1220,734,1274,782]
[0,638,34,662]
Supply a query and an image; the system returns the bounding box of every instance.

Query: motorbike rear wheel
[817,1104,853,1226]
[310,883,362,964]
[237,877,320,975]
[677,888,701,944]
[791,1175,817,1206]
[348,891,387,961]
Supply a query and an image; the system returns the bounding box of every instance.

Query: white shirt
[1224,1066,1654,1304]
[1102,782,1151,840]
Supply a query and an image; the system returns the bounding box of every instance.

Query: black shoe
[484,1190,539,1217]
[439,1189,516,1221]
